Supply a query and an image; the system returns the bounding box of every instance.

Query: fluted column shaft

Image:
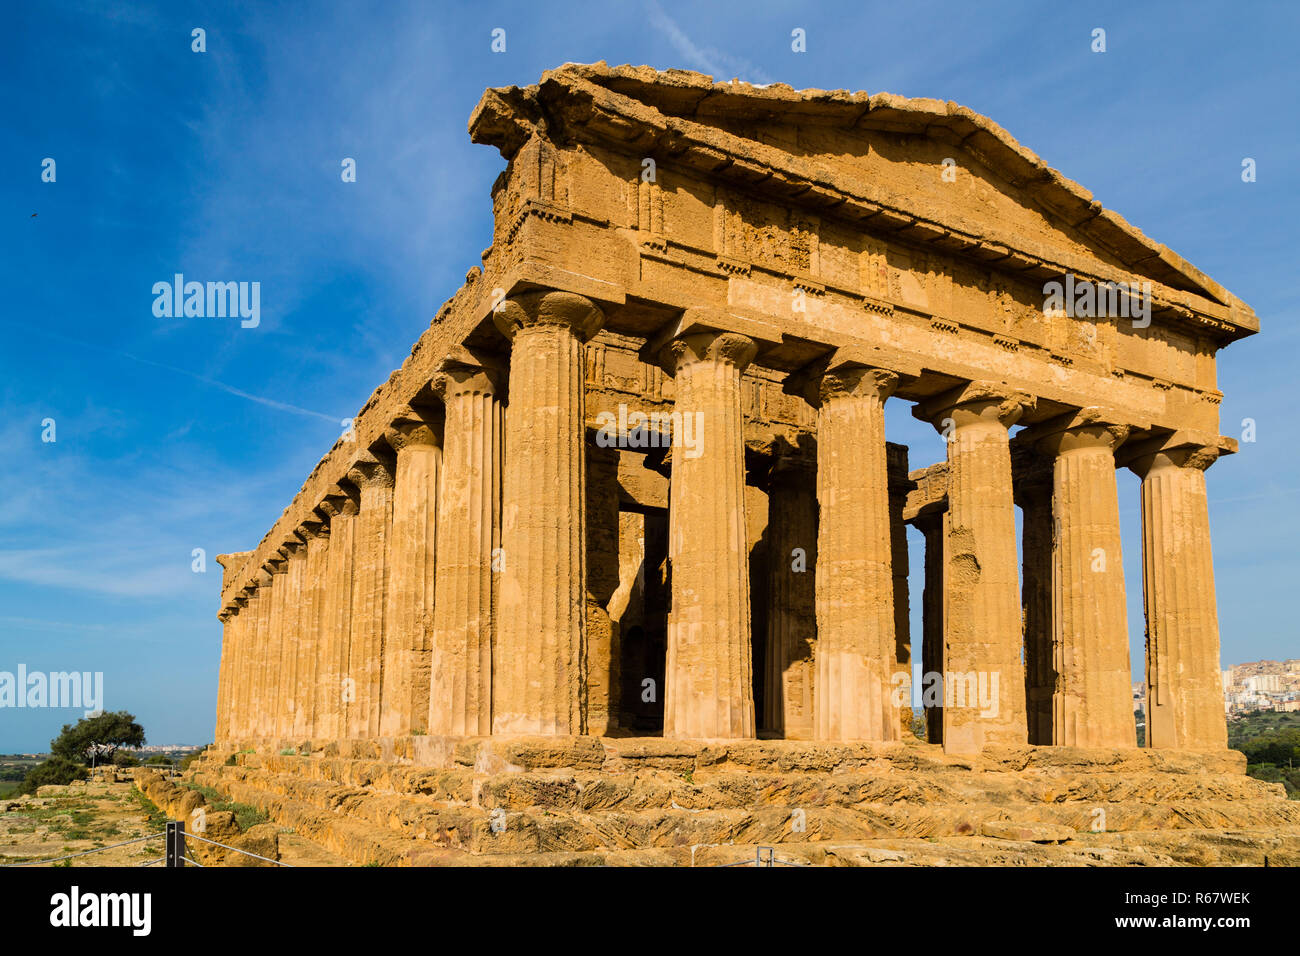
[231,607,248,740]
[1041,421,1134,747]
[1131,444,1228,750]
[347,459,394,739]
[917,514,945,745]
[381,422,441,736]
[810,366,900,742]
[430,365,502,736]
[887,463,912,736]
[261,564,287,740]
[317,495,358,739]
[492,291,604,736]
[762,455,817,739]
[215,611,234,741]
[918,383,1032,753]
[278,542,307,740]
[226,602,250,741]
[240,583,268,740]
[1016,471,1054,746]
[661,329,757,740]
[296,525,329,739]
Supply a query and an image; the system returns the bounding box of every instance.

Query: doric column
[295,521,329,739]
[887,444,913,735]
[762,450,817,739]
[317,491,358,739]
[245,574,271,738]
[1034,411,1135,748]
[234,585,257,740]
[261,560,287,740]
[916,382,1033,753]
[214,552,249,742]
[491,290,604,736]
[806,364,901,742]
[225,599,251,741]
[916,513,945,745]
[1125,439,1229,750]
[660,328,757,740]
[219,601,235,742]
[215,609,233,741]
[429,360,503,736]
[278,537,307,740]
[380,415,442,737]
[347,456,394,739]
[1013,447,1055,746]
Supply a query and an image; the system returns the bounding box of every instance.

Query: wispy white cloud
[0,319,343,424]
[643,0,774,85]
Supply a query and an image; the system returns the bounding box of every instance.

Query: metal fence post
[166,820,186,867]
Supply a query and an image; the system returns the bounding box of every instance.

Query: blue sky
[2,1,1296,750]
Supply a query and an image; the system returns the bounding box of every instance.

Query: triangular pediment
[471,63,1256,338]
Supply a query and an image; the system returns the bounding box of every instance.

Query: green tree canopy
[50,710,145,766]
[20,756,88,794]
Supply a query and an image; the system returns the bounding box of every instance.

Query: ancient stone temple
[198,65,1299,866]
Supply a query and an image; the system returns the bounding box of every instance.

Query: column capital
[658,329,757,377]
[805,363,899,408]
[1025,408,1133,457]
[263,558,286,576]
[911,508,943,536]
[1120,432,1233,478]
[492,289,604,342]
[347,453,395,490]
[913,380,1035,431]
[385,413,442,453]
[215,550,252,572]
[319,486,360,521]
[433,361,504,400]
[297,519,329,542]
[278,534,306,559]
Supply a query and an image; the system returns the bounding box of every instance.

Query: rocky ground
[0,775,348,867]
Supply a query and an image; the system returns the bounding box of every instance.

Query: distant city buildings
[1130,660,1300,721]
[1221,659,1300,717]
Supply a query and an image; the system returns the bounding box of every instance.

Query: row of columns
[215,290,1229,752]
[911,393,1229,753]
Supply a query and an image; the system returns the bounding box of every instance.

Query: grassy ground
[176,780,269,830]
[0,780,168,865]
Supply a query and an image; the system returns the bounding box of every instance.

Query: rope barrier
[715,846,813,867]
[1,832,166,867]
[186,831,294,866]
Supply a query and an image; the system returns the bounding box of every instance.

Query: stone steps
[188,748,1300,864]
[226,750,1284,811]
